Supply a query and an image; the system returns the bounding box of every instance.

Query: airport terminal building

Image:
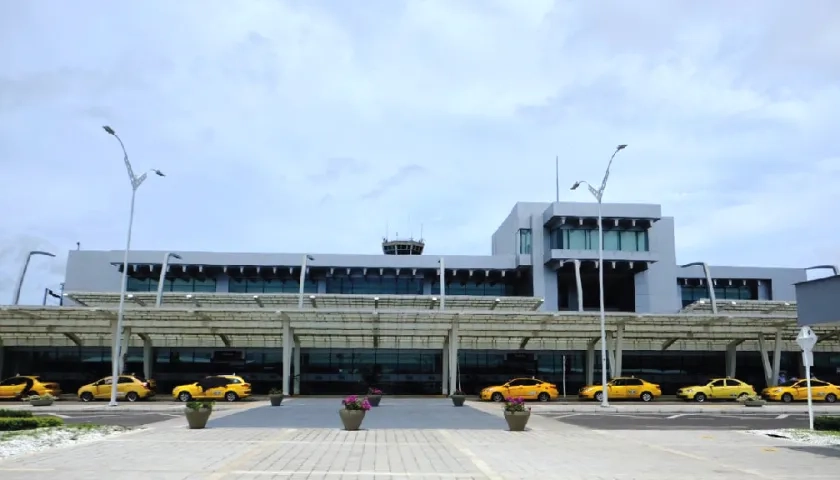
[1,201,838,395]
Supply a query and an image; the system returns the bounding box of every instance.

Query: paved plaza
[0,398,838,479]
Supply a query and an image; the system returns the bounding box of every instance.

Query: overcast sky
[1,0,839,304]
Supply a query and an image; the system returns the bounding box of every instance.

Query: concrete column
[110,318,119,374]
[771,329,783,387]
[725,341,738,378]
[0,339,4,379]
[614,325,624,378]
[757,334,773,387]
[606,331,615,379]
[142,337,153,380]
[448,316,459,394]
[585,338,597,385]
[119,327,132,374]
[441,338,449,395]
[282,316,292,396]
[293,336,301,395]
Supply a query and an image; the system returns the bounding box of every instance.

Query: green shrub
[0,416,63,431]
[0,409,33,418]
[185,400,214,411]
[814,416,840,431]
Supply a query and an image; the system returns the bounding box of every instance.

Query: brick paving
[0,398,838,479]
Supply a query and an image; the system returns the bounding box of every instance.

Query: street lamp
[570,144,626,407]
[12,251,56,305]
[680,262,718,314]
[796,326,818,430]
[298,255,315,309]
[155,253,182,307]
[103,125,165,407]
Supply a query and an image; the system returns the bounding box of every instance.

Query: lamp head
[796,326,818,351]
[153,169,165,177]
[170,253,182,260]
[306,255,315,261]
[616,144,627,151]
[102,126,115,135]
[570,181,581,191]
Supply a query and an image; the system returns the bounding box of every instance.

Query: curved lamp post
[680,262,717,314]
[12,250,56,305]
[155,252,182,307]
[103,125,165,407]
[570,144,627,408]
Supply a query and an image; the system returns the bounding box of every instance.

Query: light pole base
[108,401,119,407]
[599,402,610,408]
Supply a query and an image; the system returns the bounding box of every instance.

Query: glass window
[567,229,587,249]
[619,230,638,251]
[549,228,563,249]
[710,379,725,387]
[603,230,620,251]
[611,379,626,386]
[625,379,643,386]
[518,229,532,254]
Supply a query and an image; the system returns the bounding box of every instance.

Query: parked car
[578,377,661,402]
[0,375,61,400]
[676,377,756,402]
[479,377,559,402]
[77,375,156,402]
[762,378,839,403]
[172,375,251,402]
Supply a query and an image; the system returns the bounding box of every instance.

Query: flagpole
[42,288,49,306]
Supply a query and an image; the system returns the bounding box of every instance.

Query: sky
[1,0,839,305]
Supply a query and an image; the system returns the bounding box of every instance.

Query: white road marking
[666,414,686,419]
[776,414,789,419]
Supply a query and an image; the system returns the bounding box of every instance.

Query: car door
[708,379,727,399]
[0,377,25,398]
[725,379,749,397]
[518,379,541,400]
[505,379,527,397]
[95,378,112,398]
[208,377,228,399]
[609,379,627,398]
[118,376,136,397]
[809,380,829,399]
[623,379,644,398]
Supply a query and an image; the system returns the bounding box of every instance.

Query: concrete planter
[184,408,213,429]
[29,399,54,407]
[504,411,531,431]
[339,409,366,431]
[743,400,766,407]
[451,395,466,407]
[367,395,382,407]
[269,394,284,406]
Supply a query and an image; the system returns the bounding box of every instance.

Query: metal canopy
[63,292,546,311]
[681,299,797,315]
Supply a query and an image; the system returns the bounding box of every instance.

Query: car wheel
[80,392,94,402]
[491,392,504,402]
[538,392,550,402]
[825,393,837,403]
[594,391,603,403]
[225,391,238,402]
[640,392,653,402]
[126,391,140,402]
[178,391,192,402]
[782,393,793,403]
[694,393,706,403]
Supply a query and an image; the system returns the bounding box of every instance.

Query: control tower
[381,235,425,255]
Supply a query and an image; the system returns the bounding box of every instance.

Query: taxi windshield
[777,380,799,387]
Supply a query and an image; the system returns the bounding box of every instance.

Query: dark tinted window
[0,377,24,386]
[625,379,643,386]
[118,376,135,384]
[611,379,625,386]
[710,380,725,387]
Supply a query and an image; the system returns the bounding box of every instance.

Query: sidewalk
[0,401,257,414]
[0,402,838,479]
[502,401,840,415]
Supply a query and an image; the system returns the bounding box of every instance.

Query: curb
[533,407,839,415]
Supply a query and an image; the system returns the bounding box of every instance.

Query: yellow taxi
[172,375,251,402]
[77,375,156,402]
[479,378,559,402]
[762,378,839,403]
[676,377,756,402]
[0,375,62,400]
[578,377,662,402]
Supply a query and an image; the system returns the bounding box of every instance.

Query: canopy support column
[585,337,597,385]
[606,331,615,379]
[614,325,625,378]
[448,315,459,395]
[771,329,783,386]
[293,336,301,395]
[282,315,292,396]
[725,339,743,378]
[140,334,153,380]
[119,327,131,375]
[441,337,449,395]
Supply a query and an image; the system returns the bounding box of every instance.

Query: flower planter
[269,394,284,407]
[367,395,382,407]
[339,409,366,431]
[743,400,766,407]
[29,399,54,407]
[451,395,466,407]
[504,411,531,431]
[184,408,213,429]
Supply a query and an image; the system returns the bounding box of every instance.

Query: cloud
[1,0,839,303]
